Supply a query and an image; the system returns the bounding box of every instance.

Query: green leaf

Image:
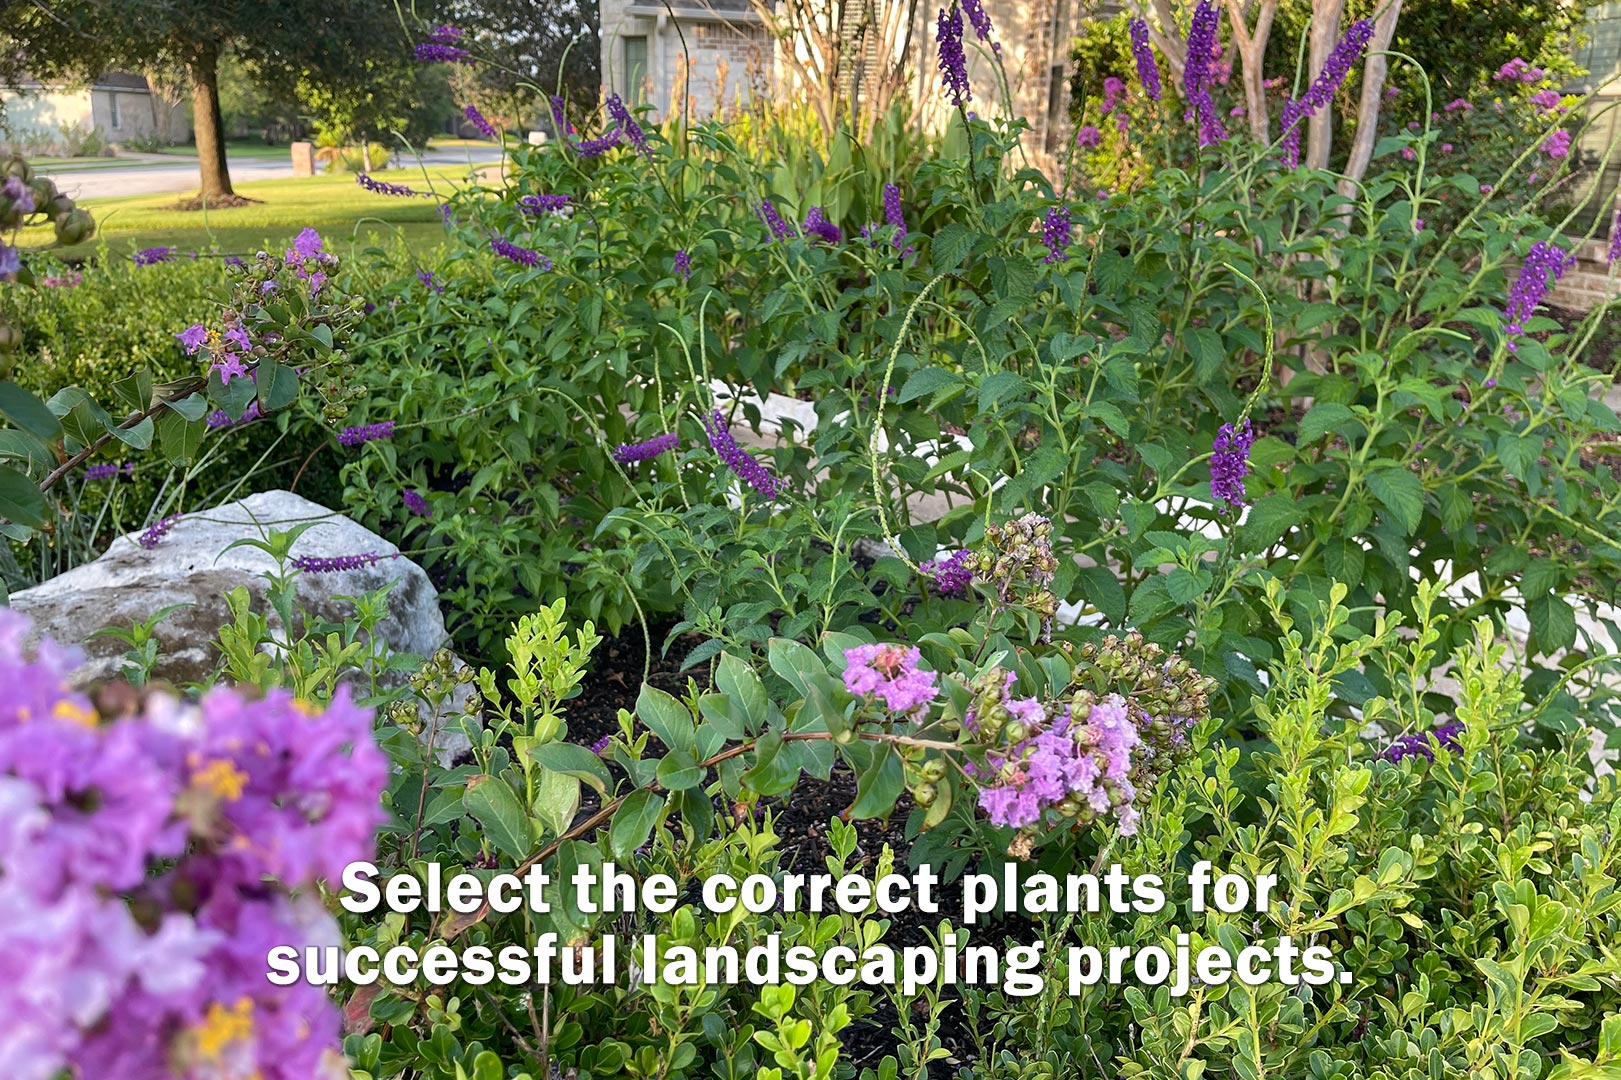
[897,367,961,404]
[1236,493,1302,554]
[0,382,61,439]
[1077,564,1125,624]
[462,775,534,861]
[931,222,974,271]
[256,358,301,412]
[1365,467,1425,535]
[1298,402,1355,446]
[848,744,905,818]
[531,768,581,838]
[0,465,46,527]
[156,410,205,465]
[1527,594,1577,655]
[524,742,613,794]
[655,749,705,791]
[609,789,666,861]
[636,683,696,754]
[715,652,770,730]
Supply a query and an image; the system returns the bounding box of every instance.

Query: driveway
[38,148,506,201]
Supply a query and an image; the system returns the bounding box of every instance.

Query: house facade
[598,0,1110,170]
[1,73,189,152]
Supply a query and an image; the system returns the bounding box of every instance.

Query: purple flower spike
[803,206,842,244]
[403,490,431,518]
[962,0,994,42]
[921,549,973,597]
[1503,240,1573,351]
[137,514,182,549]
[337,421,396,447]
[612,431,679,465]
[356,173,420,197]
[1380,722,1464,763]
[937,6,971,107]
[133,247,172,266]
[550,95,574,135]
[519,194,570,214]
[704,409,782,500]
[1040,204,1072,265]
[758,199,798,242]
[416,42,471,63]
[290,552,396,573]
[576,129,623,157]
[491,235,550,269]
[1210,418,1255,510]
[463,104,498,139]
[673,249,692,279]
[1182,1,1226,147]
[1608,209,1620,266]
[1129,18,1162,101]
[606,94,652,156]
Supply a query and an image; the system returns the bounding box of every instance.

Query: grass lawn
[152,139,298,161]
[20,166,481,261]
[32,156,132,170]
[427,136,502,150]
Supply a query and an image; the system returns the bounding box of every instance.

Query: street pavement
[37,148,505,200]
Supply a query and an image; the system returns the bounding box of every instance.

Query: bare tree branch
[1338,0,1403,194]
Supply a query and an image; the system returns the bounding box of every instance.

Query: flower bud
[912,782,937,807]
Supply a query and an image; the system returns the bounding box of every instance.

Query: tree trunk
[1224,0,1279,145]
[186,43,234,199]
[1338,0,1403,194]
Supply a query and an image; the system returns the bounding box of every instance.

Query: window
[108,92,121,130]
[624,36,649,104]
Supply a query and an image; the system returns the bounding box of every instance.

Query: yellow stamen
[192,759,249,802]
[194,997,254,1059]
[51,700,99,728]
[291,699,319,717]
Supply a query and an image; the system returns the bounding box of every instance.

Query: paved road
[38,148,505,200]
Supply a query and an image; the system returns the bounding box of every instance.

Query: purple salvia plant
[612,431,680,465]
[1128,18,1162,101]
[605,94,652,156]
[137,514,182,549]
[921,549,973,596]
[133,247,172,266]
[1040,204,1072,264]
[1210,418,1255,509]
[1182,1,1225,147]
[882,183,906,245]
[463,104,498,139]
[1279,19,1373,166]
[491,235,551,269]
[673,249,692,279]
[937,6,971,107]
[1609,209,1621,265]
[417,269,444,292]
[84,463,134,482]
[337,421,396,447]
[550,95,574,135]
[704,409,782,500]
[575,129,623,157]
[403,490,431,518]
[961,0,994,43]
[415,42,471,63]
[356,173,420,197]
[291,552,396,573]
[803,206,843,244]
[758,199,798,241]
[519,194,570,214]
[1380,722,1464,763]
[1503,240,1574,351]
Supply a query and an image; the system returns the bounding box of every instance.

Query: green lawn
[32,156,130,170]
[152,139,300,161]
[21,166,483,260]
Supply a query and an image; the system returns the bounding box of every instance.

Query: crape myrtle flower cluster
[704,409,783,500]
[842,644,940,716]
[1380,721,1465,763]
[612,431,679,466]
[0,609,386,1080]
[1128,18,1162,101]
[1503,240,1574,351]
[1210,417,1255,509]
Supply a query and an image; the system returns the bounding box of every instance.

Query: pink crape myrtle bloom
[842,644,939,715]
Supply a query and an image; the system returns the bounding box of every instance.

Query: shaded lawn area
[20,166,477,261]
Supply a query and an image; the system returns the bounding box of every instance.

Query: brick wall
[1548,237,1621,312]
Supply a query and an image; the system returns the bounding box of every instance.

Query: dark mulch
[168,193,261,211]
[562,627,988,1069]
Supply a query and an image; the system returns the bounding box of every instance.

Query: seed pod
[921,758,947,782]
[912,782,937,807]
[54,208,95,246]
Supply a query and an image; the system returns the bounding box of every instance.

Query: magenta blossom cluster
[973,683,1143,834]
[842,644,939,715]
[356,172,421,198]
[1128,18,1162,101]
[0,609,385,1080]
[1494,57,1545,85]
[704,409,783,500]
[337,420,396,446]
[612,431,679,465]
[285,227,335,295]
[1040,204,1072,264]
[1503,240,1573,350]
[1210,417,1255,509]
